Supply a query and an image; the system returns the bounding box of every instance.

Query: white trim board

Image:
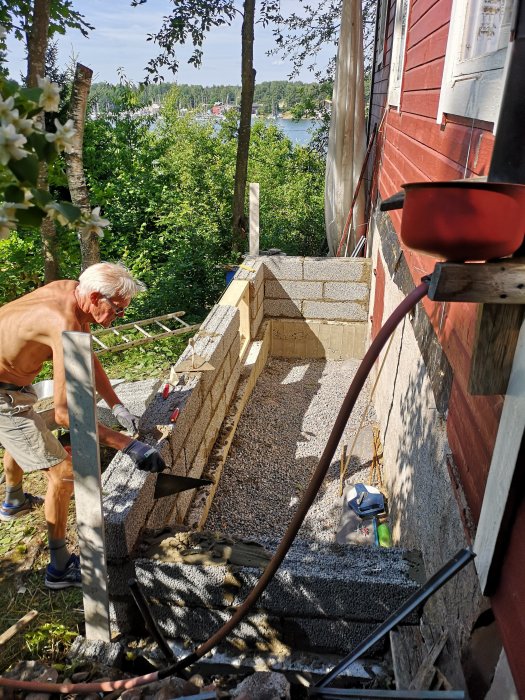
[474,318,525,594]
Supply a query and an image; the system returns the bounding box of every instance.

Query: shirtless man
[0,262,166,588]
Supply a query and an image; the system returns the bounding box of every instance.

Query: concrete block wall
[104,254,375,640]
[108,538,423,654]
[263,256,370,320]
[103,304,241,561]
[235,257,265,340]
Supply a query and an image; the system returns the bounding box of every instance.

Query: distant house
[362,0,524,695]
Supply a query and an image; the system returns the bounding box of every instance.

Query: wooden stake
[63,331,110,642]
[0,610,38,648]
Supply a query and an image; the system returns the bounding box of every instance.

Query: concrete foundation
[101,255,430,661]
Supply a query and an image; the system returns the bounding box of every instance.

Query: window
[388,0,410,108]
[374,0,389,69]
[437,0,517,125]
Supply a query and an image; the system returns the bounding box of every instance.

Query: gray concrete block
[103,453,153,559]
[210,362,227,411]
[97,379,162,431]
[323,282,370,303]
[132,540,422,622]
[251,302,264,338]
[262,256,304,281]
[265,280,323,300]
[183,393,213,466]
[224,361,241,410]
[67,636,126,667]
[176,306,239,387]
[107,560,137,596]
[140,374,201,440]
[103,439,172,559]
[235,257,264,280]
[152,605,380,656]
[145,491,178,530]
[303,301,368,322]
[264,299,303,318]
[303,258,371,283]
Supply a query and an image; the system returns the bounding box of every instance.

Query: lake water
[256,117,322,147]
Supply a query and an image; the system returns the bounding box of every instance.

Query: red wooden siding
[369,0,523,690]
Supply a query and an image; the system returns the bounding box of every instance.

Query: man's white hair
[77,262,146,299]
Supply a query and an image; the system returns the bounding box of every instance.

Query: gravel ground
[205,357,378,544]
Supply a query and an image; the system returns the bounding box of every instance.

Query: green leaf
[27,132,49,160]
[19,87,42,104]
[4,185,25,203]
[31,188,53,207]
[54,201,82,223]
[8,155,39,186]
[15,206,46,227]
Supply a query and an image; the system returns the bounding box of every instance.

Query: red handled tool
[162,383,170,399]
[169,407,180,423]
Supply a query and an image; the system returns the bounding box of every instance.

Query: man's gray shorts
[0,386,67,473]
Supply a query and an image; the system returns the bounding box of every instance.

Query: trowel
[154,472,212,499]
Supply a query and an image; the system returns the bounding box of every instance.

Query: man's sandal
[0,493,44,522]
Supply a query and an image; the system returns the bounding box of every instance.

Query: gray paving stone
[303,258,371,282]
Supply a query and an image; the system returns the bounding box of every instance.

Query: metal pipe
[128,578,177,663]
[314,548,474,689]
[309,689,464,698]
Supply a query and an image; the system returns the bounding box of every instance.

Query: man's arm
[52,332,132,451]
[92,353,121,410]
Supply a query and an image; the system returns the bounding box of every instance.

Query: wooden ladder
[91,311,200,355]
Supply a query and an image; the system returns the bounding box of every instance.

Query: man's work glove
[112,404,140,433]
[123,439,167,473]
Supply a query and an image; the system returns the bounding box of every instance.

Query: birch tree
[65,62,100,269]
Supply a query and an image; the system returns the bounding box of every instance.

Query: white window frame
[437,0,517,126]
[388,0,411,108]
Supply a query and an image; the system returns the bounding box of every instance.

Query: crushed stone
[205,357,377,543]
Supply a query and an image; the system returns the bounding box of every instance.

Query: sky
[5,0,335,86]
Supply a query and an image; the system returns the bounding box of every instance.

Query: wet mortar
[205,357,378,543]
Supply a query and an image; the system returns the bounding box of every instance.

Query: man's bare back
[0,280,84,386]
[0,264,166,588]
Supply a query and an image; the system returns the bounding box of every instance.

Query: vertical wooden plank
[468,304,525,395]
[62,331,110,642]
[249,182,260,256]
[474,319,525,594]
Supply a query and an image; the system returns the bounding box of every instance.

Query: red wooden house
[365,0,524,694]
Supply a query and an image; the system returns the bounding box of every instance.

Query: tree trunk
[66,63,99,270]
[231,0,256,257]
[27,0,60,282]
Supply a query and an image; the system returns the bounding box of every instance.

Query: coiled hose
[0,279,430,696]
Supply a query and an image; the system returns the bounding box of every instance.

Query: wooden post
[63,331,111,642]
[474,318,525,594]
[249,182,260,256]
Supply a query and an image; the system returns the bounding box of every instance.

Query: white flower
[45,202,70,226]
[45,118,76,153]
[80,206,110,238]
[11,110,34,136]
[0,95,16,125]
[22,189,34,204]
[37,76,60,112]
[0,123,28,165]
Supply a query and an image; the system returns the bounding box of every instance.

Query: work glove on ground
[123,439,167,473]
[112,404,140,433]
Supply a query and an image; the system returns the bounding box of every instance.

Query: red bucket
[396,180,525,260]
